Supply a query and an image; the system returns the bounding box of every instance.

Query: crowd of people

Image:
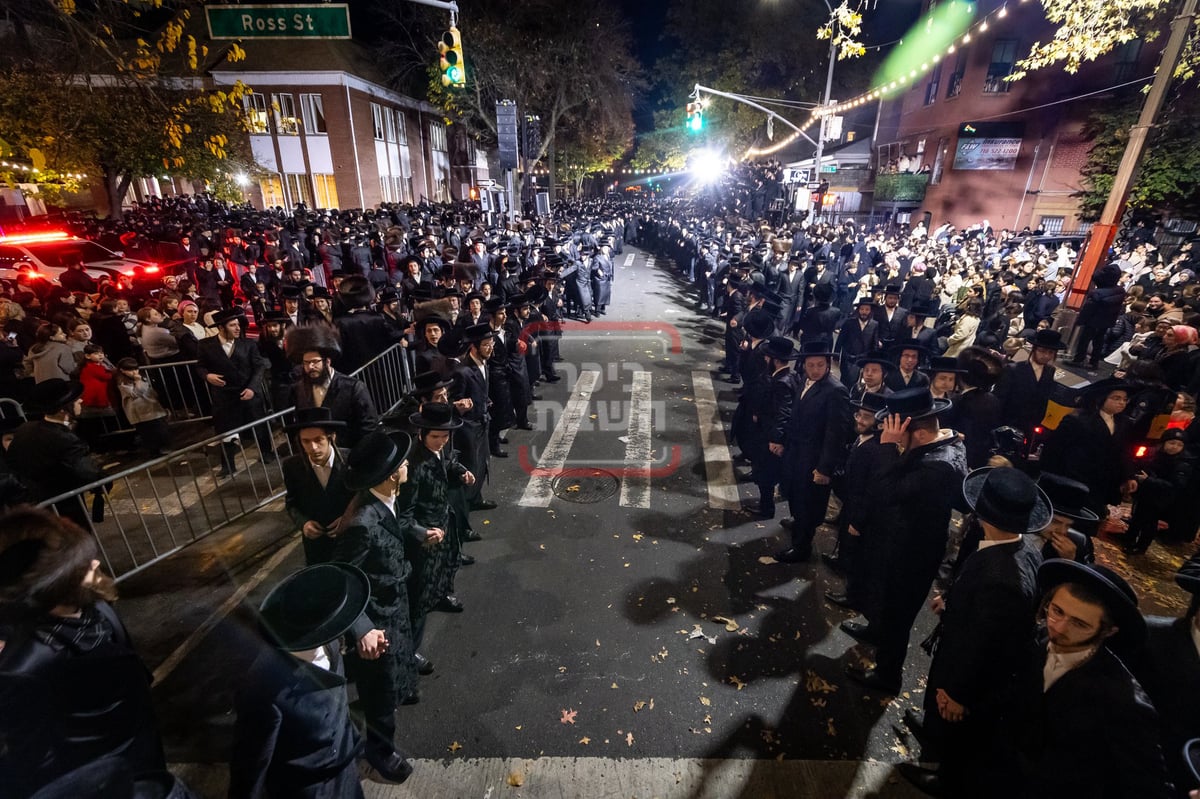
[0,183,1198,797]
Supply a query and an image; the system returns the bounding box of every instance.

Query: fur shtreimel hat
[284,324,342,363]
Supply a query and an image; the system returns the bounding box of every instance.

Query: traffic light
[439,27,466,88]
[686,102,704,132]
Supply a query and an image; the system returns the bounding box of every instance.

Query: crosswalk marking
[619,371,653,508]
[691,371,741,510]
[517,370,600,507]
[622,252,635,266]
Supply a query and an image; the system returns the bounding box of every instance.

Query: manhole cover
[551,470,620,503]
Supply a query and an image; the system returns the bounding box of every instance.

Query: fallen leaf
[579,736,591,745]
[649,698,655,710]
[566,484,581,492]
[539,544,546,550]
[632,533,644,541]
[626,731,635,747]
[596,639,601,647]
[665,596,676,604]
[757,555,777,565]
[507,772,525,787]
[560,708,577,725]
[558,666,567,673]
[729,676,746,691]
[805,670,839,695]
[448,741,462,752]
[699,696,712,706]
[634,700,646,712]
[611,682,619,689]
[826,718,838,737]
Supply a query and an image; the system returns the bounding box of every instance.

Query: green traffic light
[448,66,463,83]
[688,114,703,132]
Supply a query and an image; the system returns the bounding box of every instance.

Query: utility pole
[1067,0,1197,309]
[812,30,837,222]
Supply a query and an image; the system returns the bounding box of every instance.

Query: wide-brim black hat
[761,336,799,361]
[207,307,246,328]
[964,467,1053,533]
[343,430,412,491]
[1026,328,1067,350]
[1037,559,1146,649]
[798,339,836,359]
[412,370,454,396]
[889,341,933,359]
[416,314,451,333]
[876,386,953,421]
[856,351,894,370]
[27,378,84,414]
[259,563,370,651]
[1080,376,1132,399]
[409,401,463,430]
[259,311,290,325]
[437,329,470,358]
[462,323,494,344]
[284,406,348,434]
[1038,472,1099,522]
[338,275,375,309]
[923,356,967,375]
[742,308,775,340]
[849,391,888,413]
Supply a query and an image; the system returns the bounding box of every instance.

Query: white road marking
[151,536,301,686]
[691,371,741,510]
[619,371,653,508]
[623,253,635,266]
[518,370,599,507]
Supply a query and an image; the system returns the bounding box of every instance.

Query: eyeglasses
[1045,601,1098,633]
[302,358,326,366]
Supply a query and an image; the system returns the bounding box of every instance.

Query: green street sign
[205,4,352,39]
[821,164,838,173]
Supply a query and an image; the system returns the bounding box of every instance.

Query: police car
[0,230,162,290]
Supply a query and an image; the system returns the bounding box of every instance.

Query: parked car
[0,231,163,291]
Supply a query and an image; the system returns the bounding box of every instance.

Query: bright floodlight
[691,151,726,184]
[234,173,250,187]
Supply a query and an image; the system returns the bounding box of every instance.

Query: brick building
[208,38,489,211]
[872,0,1157,233]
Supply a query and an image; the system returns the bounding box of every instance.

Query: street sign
[205,4,352,40]
[807,182,824,190]
[820,164,838,173]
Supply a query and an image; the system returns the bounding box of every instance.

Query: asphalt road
[115,244,1195,798]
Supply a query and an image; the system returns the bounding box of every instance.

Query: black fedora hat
[258,563,370,651]
[889,341,932,361]
[761,336,799,361]
[279,284,303,301]
[742,308,775,340]
[415,314,451,333]
[1038,472,1099,522]
[27,378,84,414]
[1080,376,1132,400]
[412,370,454,396]
[437,328,470,358]
[409,401,463,431]
[463,323,494,344]
[964,466,1053,533]
[882,283,902,295]
[377,287,400,305]
[876,386,953,421]
[1026,328,1067,351]
[1037,559,1146,650]
[284,406,348,434]
[856,351,894,370]
[207,307,246,328]
[909,299,940,318]
[923,355,967,375]
[849,391,888,413]
[854,294,876,308]
[259,311,290,325]
[343,430,412,491]
[798,339,836,359]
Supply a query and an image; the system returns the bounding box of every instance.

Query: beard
[303,365,331,385]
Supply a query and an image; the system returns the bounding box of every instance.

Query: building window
[260,174,285,207]
[925,60,943,106]
[393,110,408,144]
[273,93,299,135]
[946,49,968,99]
[245,93,270,134]
[284,173,312,207]
[1114,40,1141,83]
[371,103,386,141]
[930,138,948,185]
[430,123,448,152]
[300,94,327,135]
[1039,216,1065,235]
[313,174,338,209]
[984,40,1019,93]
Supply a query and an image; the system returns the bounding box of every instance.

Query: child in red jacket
[78,344,114,410]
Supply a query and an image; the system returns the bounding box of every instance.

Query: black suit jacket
[782,374,851,480]
[7,420,103,502]
[1041,410,1133,511]
[874,304,909,343]
[283,449,355,565]
[834,317,878,359]
[291,372,379,449]
[1138,616,1200,794]
[995,360,1058,436]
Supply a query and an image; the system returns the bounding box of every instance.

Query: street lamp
[813,0,838,221]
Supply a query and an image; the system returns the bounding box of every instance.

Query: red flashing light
[1135,445,1149,458]
[0,231,72,245]
[143,265,160,274]
[1034,426,1044,435]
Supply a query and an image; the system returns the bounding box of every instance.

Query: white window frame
[300,93,327,135]
[371,103,386,141]
[245,93,270,134]
[393,110,408,144]
[273,93,299,135]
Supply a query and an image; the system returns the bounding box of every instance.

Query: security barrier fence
[36,342,414,582]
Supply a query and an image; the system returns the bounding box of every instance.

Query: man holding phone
[282,407,356,565]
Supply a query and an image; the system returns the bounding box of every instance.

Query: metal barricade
[34,342,416,582]
[0,397,25,422]
[353,341,415,415]
[139,359,213,423]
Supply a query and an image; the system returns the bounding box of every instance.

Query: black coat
[1030,642,1172,799]
[833,317,879,360]
[396,443,467,619]
[950,387,1003,469]
[229,644,364,799]
[0,603,167,797]
[874,304,909,343]
[1041,410,1133,513]
[995,360,1057,436]
[195,336,269,434]
[291,373,379,449]
[283,449,355,565]
[780,373,851,493]
[883,367,930,393]
[794,302,842,344]
[7,420,103,504]
[1138,615,1200,795]
[332,311,403,374]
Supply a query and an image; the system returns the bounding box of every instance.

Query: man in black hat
[285,326,378,449]
[1139,552,1200,795]
[230,563,409,795]
[849,351,893,402]
[282,407,355,566]
[333,276,404,373]
[744,336,798,519]
[195,309,275,477]
[951,346,1005,469]
[896,300,940,351]
[451,324,496,510]
[833,296,880,388]
[332,431,423,779]
[1028,559,1171,798]
[899,467,1048,797]
[1033,473,1097,563]
[8,379,102,530]
[995,328,1065,438]
[591,239,613,316]
[884,342,931,393]
[845,387,967,692]
[773,340,851,562]
[874,283,909,345]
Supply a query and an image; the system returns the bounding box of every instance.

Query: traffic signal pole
[812,32,837,221]
[691,84,819,148]
[405,0,460,23]
[1067,0,1197,309]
